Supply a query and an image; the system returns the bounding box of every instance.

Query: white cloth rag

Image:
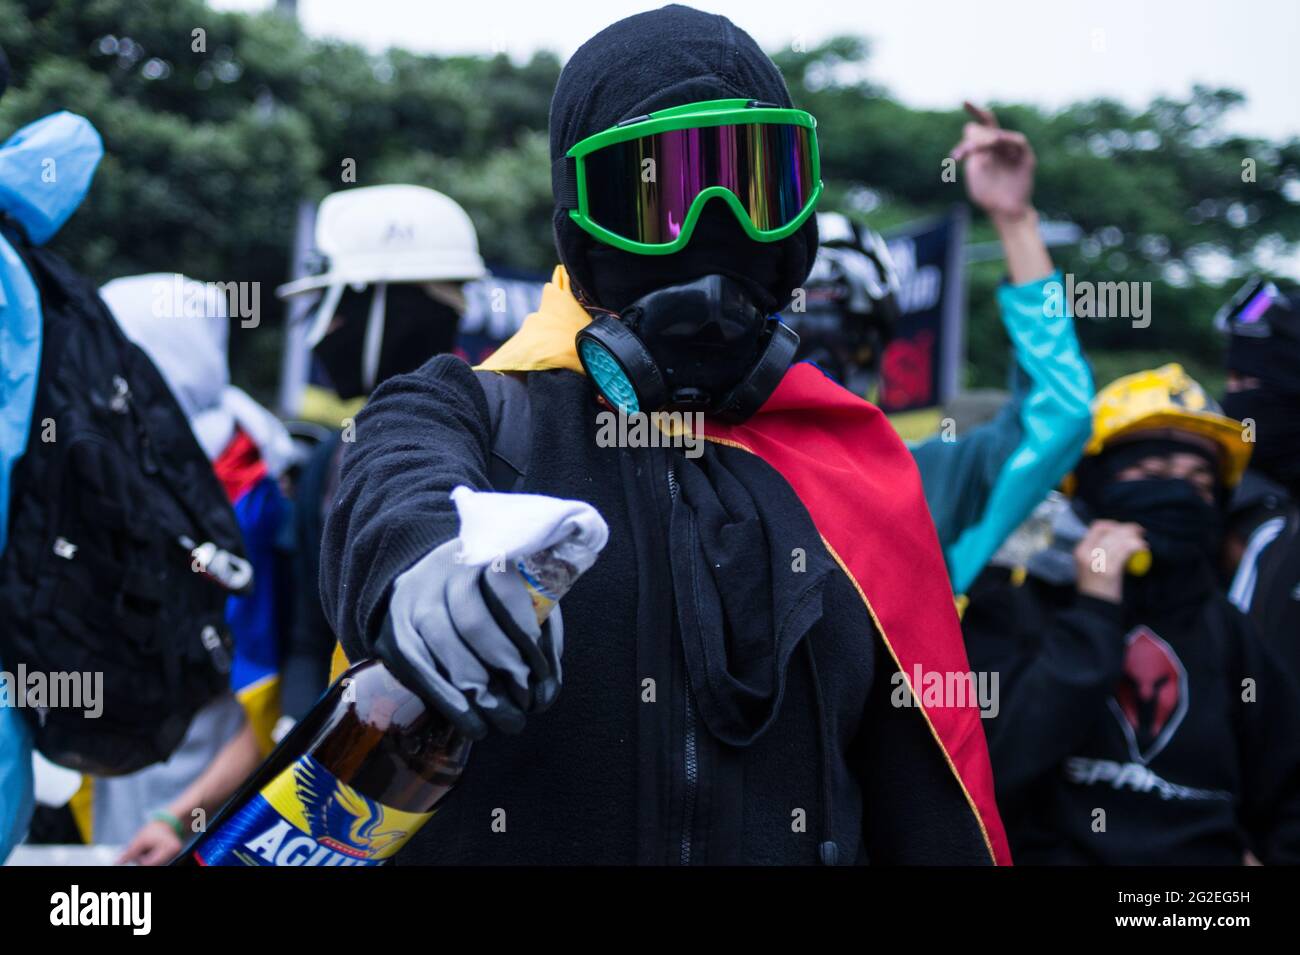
[450,485,608,571]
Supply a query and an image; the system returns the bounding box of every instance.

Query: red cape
[705,363,1012,865]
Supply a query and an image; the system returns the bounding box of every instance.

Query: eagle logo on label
[257,755,429,862]
[1108,625,1189,765]
[292,757,409,858]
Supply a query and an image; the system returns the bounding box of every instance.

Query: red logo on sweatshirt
[1110,626,1188,764]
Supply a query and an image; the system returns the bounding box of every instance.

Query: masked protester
[1218,279,1300,681]
[320,4,1009,865]
[964,363,1300,864]
[275,185,486,737]
[792,211,902,399]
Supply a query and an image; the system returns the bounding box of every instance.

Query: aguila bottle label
[192,753,433,866]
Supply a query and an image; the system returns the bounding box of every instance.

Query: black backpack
[0,223,251,776]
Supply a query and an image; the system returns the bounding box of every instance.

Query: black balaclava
[1075,438,1224,615]
[549,4,818,315]
[1221,283,1300,494]
[314,284,460,400]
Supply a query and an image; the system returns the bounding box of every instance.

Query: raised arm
[911,103,1093,594]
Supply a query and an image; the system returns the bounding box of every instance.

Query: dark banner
[454,270,545,367]
[878,206,969,415]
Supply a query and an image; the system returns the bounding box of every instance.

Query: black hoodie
[963,558,1300,865]
[323,357,995,864]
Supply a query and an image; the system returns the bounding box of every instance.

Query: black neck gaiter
[1091,478,1223,617]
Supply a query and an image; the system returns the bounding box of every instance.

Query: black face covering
[1088,476,1224,617]
[1093,478,1223,568]
[314,284,460,400]
[585,202,785,315]
[1222,388,1300,494]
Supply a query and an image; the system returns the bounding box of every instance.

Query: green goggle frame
[554,98,823,255]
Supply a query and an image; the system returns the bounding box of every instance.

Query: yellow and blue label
[194,754,432,866]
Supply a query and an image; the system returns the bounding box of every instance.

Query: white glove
[379,538,562,740]
[377,487,607,740]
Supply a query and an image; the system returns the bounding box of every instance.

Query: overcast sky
[211,0,1300,140]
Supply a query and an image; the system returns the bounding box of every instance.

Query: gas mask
[575,273,798,421]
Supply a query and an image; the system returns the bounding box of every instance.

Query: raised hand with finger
[950,101,1051,283]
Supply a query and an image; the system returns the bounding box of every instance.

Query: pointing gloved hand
[375,486,609,740]
[378,537,563,741]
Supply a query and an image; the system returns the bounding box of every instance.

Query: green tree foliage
[3,1,1297,396]
[773,39,1300,390]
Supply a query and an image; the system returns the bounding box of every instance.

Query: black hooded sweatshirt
[323,358,995,864]
[963,560,1300,865]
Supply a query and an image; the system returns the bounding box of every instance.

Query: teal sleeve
[0,672,34,861]
[910,271,1093,594]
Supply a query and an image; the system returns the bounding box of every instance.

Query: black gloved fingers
[375,613,491,740]
[534,611,564,712]
[445,563,550,710]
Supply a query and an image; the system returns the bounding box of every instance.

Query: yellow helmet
[1072,363,1252,490]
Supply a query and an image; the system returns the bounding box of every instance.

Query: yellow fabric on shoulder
[70,775,94,843]
[476,266,590,374]
[329,640,351,683]
[236,675,282,757]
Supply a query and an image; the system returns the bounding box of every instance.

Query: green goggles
[553,98,823,255]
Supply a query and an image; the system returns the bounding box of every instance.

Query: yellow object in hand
[1126,549,1152,576]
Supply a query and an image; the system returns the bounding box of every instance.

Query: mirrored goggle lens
[1237,282,1283,326]
[582,123,815,245]
[1218,278,1286,336]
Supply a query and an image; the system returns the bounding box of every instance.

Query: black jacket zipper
[681,670,699,865]
[665,454,699,865]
